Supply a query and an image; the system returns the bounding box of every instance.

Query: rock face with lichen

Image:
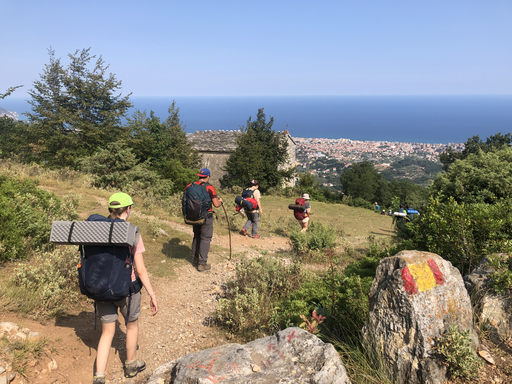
[147,327,351,384]
[362,250,478,384]
[464,253,512,343]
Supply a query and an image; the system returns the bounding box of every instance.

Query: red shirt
[185,180,218,212]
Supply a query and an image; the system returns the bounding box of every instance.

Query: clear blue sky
[2,0,511,97]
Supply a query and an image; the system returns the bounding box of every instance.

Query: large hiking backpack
[182,181,212,225]
[235,188,258,211]
[293,198,308,220]
[234,195,258,211]
[78,214,142,302]
[242,189,254,199]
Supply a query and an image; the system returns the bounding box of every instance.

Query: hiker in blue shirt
[93,192,158,384]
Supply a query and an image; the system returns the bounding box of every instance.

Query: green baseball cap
[108,192,134,208]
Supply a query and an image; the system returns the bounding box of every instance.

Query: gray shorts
[96,292,141,323]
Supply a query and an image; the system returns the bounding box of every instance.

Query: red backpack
[293,198,308,220]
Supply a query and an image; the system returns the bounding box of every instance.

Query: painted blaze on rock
[401,257,445,294]
[362,251,477,384]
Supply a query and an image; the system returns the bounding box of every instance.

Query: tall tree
[220,108,293,190]
[126,102,200,192]
[340,161,391,206]
[25,48,132,167]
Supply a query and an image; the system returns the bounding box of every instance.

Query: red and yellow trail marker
[401,258,445,295]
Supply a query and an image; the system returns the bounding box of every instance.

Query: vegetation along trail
[0,181,393,384]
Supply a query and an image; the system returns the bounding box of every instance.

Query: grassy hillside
[0,159,396,313]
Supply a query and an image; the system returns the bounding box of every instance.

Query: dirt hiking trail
[2,215,292,384]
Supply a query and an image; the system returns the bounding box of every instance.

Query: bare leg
[125,319,139,362]
[96,322,116,373]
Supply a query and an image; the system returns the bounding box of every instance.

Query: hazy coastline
[2,95,511,145]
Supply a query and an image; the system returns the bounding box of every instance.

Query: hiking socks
[93,372,106,384]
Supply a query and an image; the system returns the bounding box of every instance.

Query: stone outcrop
[147,327,351,384]
[464,253,512,342]
[362,251,478,384]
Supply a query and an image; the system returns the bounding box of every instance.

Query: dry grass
[0,159,396,278]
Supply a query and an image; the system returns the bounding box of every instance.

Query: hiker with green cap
[93,192,158,384]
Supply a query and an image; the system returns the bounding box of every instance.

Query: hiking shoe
[252,235,260,239]
[240,228,247,236]
[93,375,106,384]
[197,264,212,272]
[124,360,146,378]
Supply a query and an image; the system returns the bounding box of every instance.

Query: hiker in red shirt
[185,168,223,271]
[298,193,311,232]
[240,179,262,239]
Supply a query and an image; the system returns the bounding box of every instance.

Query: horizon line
[3,93,512,100]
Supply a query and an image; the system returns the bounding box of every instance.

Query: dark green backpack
[182,181,212,225]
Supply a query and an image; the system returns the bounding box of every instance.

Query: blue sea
[2,95,511,144]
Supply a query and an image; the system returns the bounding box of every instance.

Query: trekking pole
[221,203,232,260]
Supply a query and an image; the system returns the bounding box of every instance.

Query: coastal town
[295,137,464,166]
[294,137,465,188]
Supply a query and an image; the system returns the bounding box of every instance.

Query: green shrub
[289,222,338,254]
[347,197,374,210]
[277,249,382,338]
[216,257,306,340]
[409,195,512,274]
[7,246,82,317]
[434,324,481,379]
[0,175,79,261]
[487,253,512,294]
[79,141,174,196]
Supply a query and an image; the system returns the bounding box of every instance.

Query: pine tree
[220,108,293,190]
[25,48,132,167]
[126,101,200,193]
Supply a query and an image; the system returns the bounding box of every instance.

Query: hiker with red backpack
[240,180,262,239]
[295,193,311,232]
[183,168,223,271]
[93,192,158,384]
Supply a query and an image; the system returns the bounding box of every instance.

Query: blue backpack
[182,181,212,225]
[78,214,142,302]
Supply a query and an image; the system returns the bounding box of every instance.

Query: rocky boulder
[147,327,351,384]
[362,251,477,384]
[464,253,512,342]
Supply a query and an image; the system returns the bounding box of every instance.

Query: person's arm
[255,190,262,214]
[209,185,223,208]
[134,252,158,316]
[212,196,223,208]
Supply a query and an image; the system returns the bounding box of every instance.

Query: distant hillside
[381,156,442,187]
[0,107,18,120]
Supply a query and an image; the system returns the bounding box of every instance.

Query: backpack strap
[108,222,115,244]
[68,222,77,243]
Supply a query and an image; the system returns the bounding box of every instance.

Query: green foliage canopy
[25,48,132,167]
[0,174,78,261]
[340,161,391,206]
[220,108,293,191]
[79,141,174,196]
[125,102,199,193]
[440,132,512,171]
[432,146,512,204]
